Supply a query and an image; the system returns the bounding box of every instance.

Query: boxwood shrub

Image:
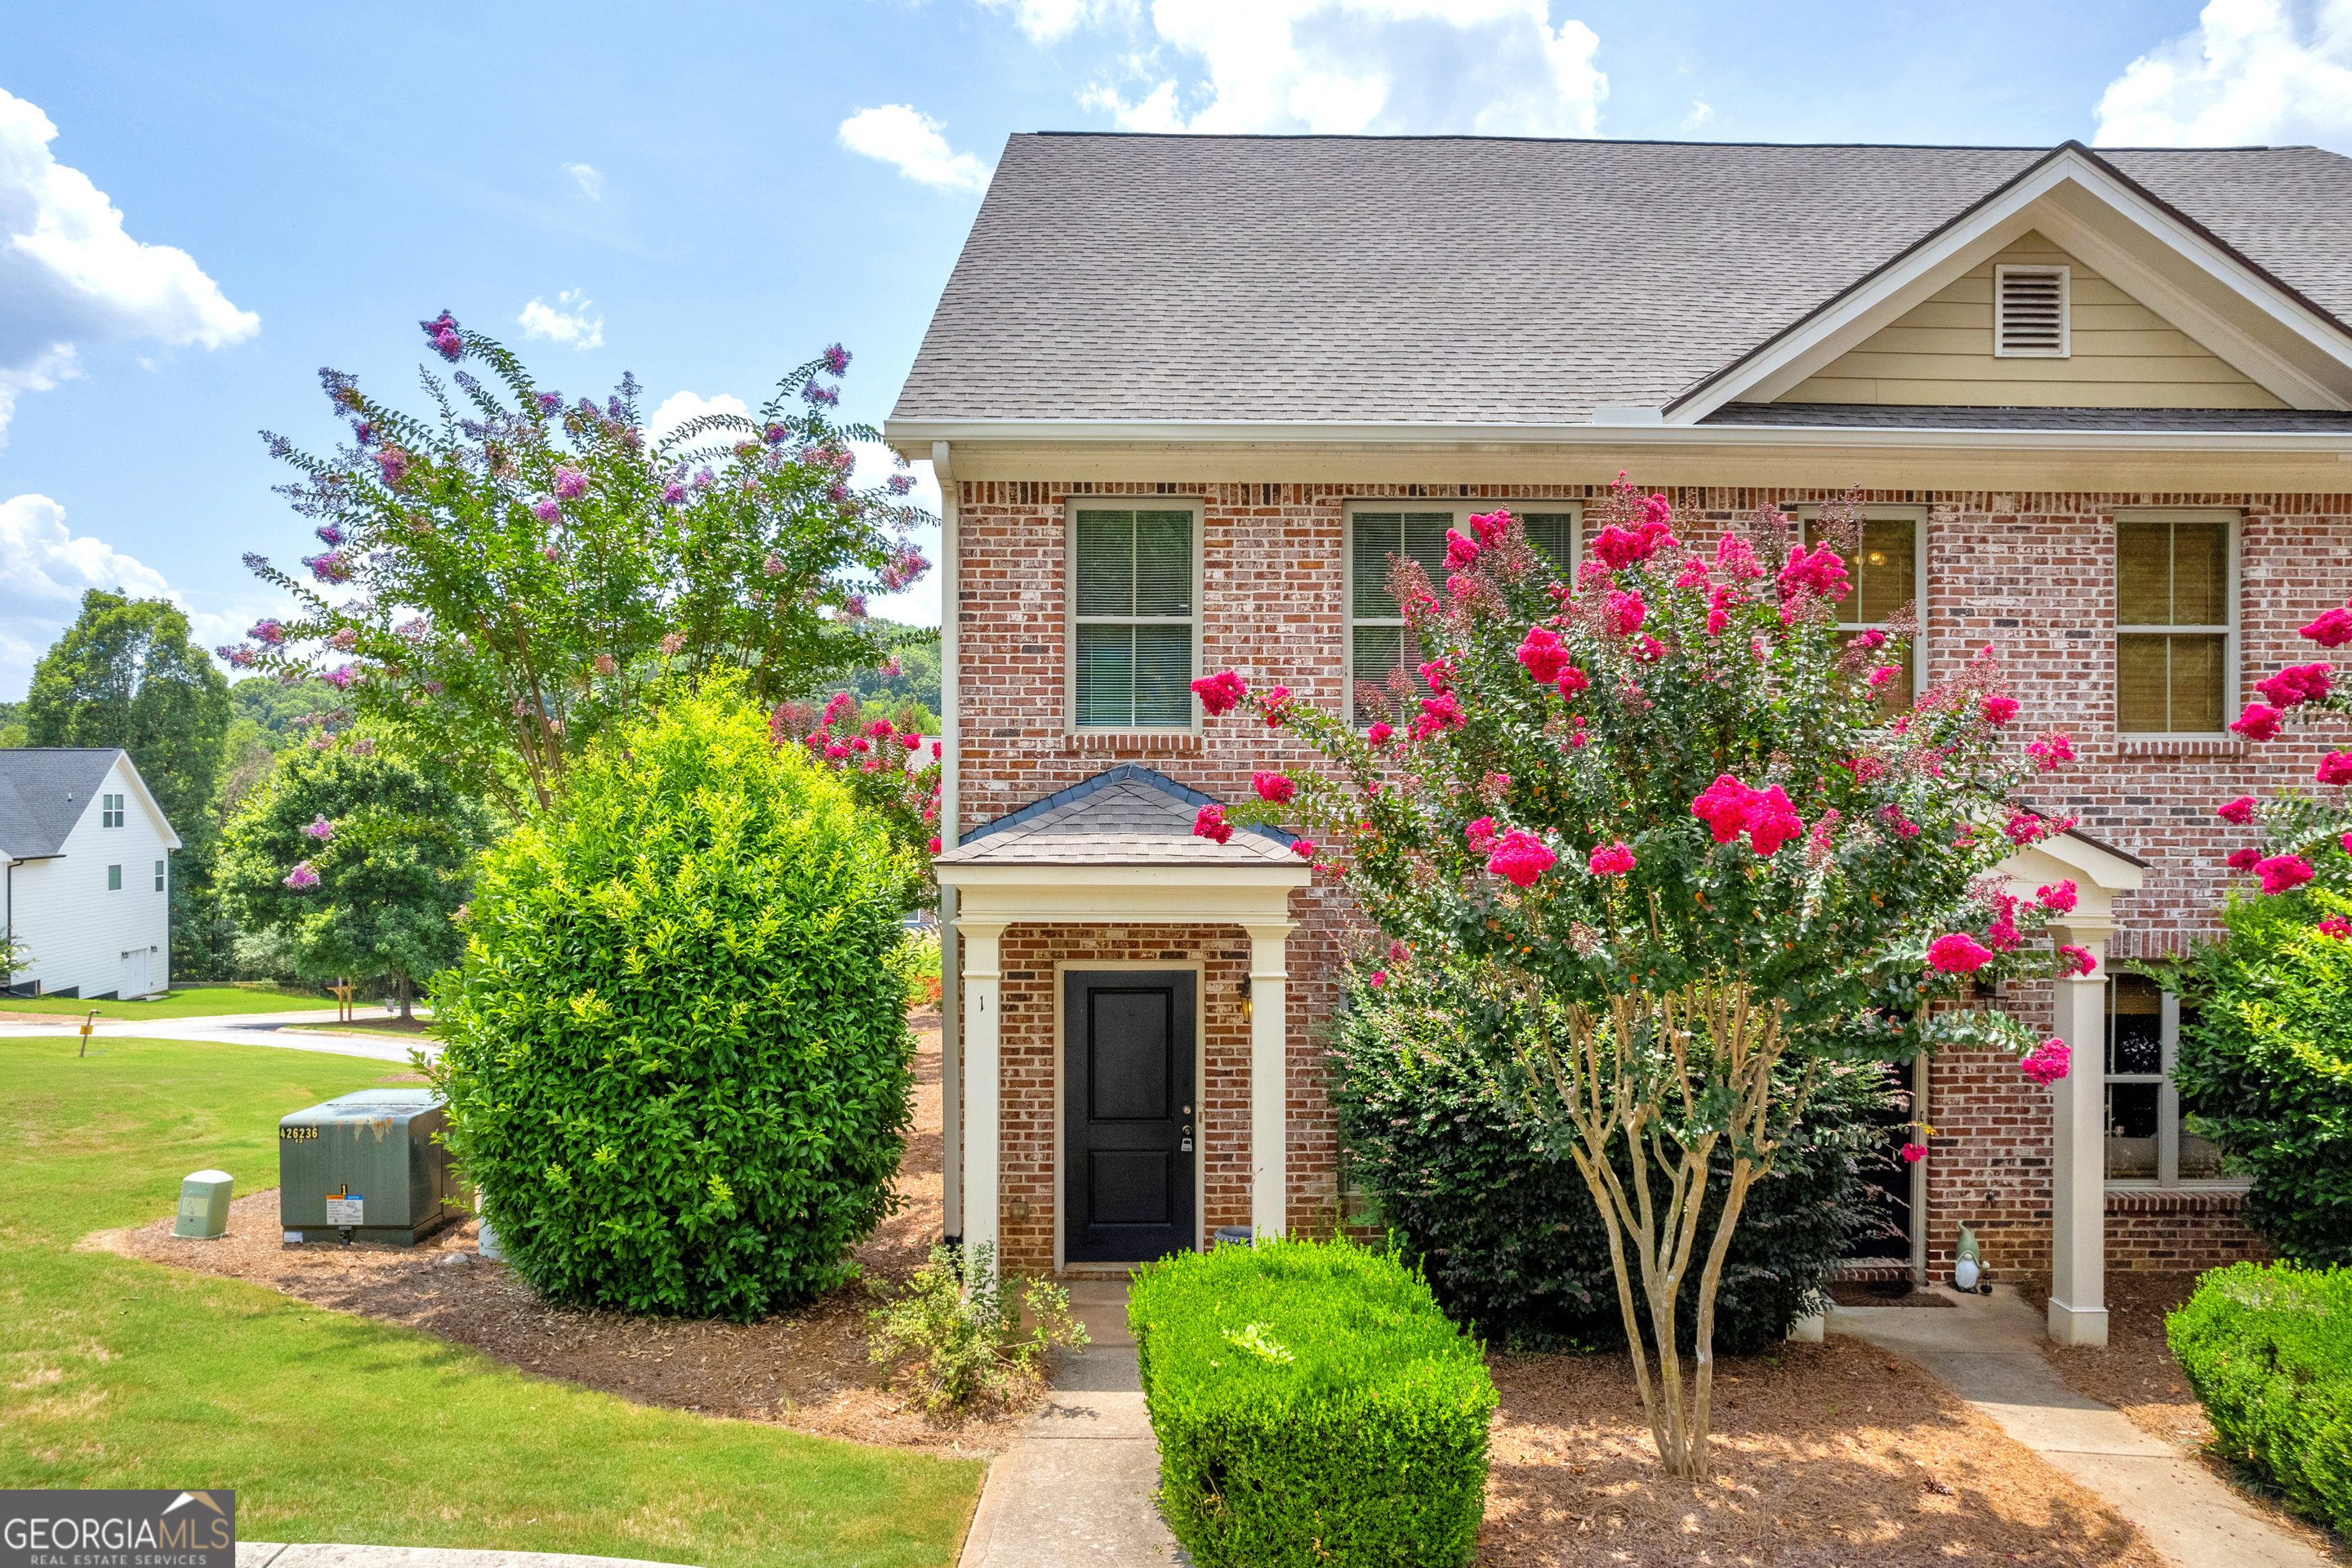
[2167,1261,2352,1531]
[431,683,923,1319]
[2167,893,2352,1265]
[1331,958,1892,1353]
[1129,1238,1496,1568]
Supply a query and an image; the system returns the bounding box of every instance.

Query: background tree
[25,590,234,978]
[221,312,933,818]
[1212,482,2081,1477]
[215,735,489,1015]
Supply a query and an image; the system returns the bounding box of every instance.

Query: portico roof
[939,763,1297,867]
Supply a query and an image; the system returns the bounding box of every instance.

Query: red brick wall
[2105,1190,2271,1272]
[953,479,2349,1276]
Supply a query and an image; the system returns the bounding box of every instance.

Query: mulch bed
[1481,1336,2161,1566]
[90,1009,1029,1453]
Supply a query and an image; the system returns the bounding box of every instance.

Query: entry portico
[936,765,1312,1272]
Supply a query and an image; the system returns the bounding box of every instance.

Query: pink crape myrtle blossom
[1555,666,1591,698]
[2226,847,2263,871]
[1192,670,1248,715]
[2230,703,2284,742]
[2301,605,2352,648]
[283,862,320,891]
[2319,915,2352,940]
[1982,696,2019,727]
[1776,542,1850,603]
[2256,854,2314,894]
[1605,590,1647,636]
[1690,775,1806,856]
[2025,730,2076,772]
[1900,1143,1927,1165]
[1367,722,1394,746]
[1487,830,1557,889]
[1517,626,1570,684]
[1464,817,1499,854]
[1290,839,1316,860]
[1444,529,1481,569]
[2216,795,2257,825]
[2319,751,2352,786]
[1588,841,1637,876]
[1192,804,1234,845]
[303,816,336,841]
[2058,944,2099,976]
[2035,879,2078,915]
[1927,933,1993,973]
[2255,662,2333,708]
[2020,1038,2071,1086]
[1253,771,1296,804]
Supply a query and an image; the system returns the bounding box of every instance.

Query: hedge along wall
[1129,1238,1495,1568]
[2168,1261,2352,1533]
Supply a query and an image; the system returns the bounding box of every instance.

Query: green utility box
[279,1089,460,1245]
[172,1169,234,1239]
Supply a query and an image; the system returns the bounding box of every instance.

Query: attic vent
[1993,265,2069,358]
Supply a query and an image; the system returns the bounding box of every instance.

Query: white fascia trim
[885,417,2352,455]
[112,754,183,851]
[1666,146,2352,421]
[938,862,1311,889]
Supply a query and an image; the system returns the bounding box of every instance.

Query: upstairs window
[1071,504,1198,729]
[2117,511,2234,735]
[154,859,167,893]
[101,793,124,828]
[107,864,122,892]
[1993,265,2069,358]
[1800,506,1924,715]
[1348,503,1579,724]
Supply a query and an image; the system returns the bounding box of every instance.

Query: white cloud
[986,0,1122,42]
[516,289,604,351]
[2094,0,2352,149]
[1685,100,1715,130]
[645,389,751,449]
[0,88,258,443]
[564,161,606,198]
[837,105,995,193]
[0,494,292,697]
[1076,0,1606,136]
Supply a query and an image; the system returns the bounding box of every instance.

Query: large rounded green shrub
[1331,956,1889,1353]
[432,684,923,1319]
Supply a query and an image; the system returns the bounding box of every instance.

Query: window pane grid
[1349,506,1577,723]
[1073,506,1196,730]
[2115,517,2232,734]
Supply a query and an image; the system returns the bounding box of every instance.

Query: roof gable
[941,764,1296,866]
[889,136,2352,434]
[0,750,123,859]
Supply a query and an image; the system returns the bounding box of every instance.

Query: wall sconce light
[1007,1196,1031,1222]
[1239,974,1253,1022]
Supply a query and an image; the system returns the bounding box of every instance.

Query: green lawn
[0,1036,982,1566]
[0,984,332,1020]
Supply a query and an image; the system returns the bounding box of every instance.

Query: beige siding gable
[1775,233,2287,408]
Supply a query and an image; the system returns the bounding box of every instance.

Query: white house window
[2117,511,2234,735]
[2105,972,2234,1186]
[101,793,124,828]
[1800,506,1926,713]
[1348,504,1579,724]
[1070,504,1199,730]
[107,864,122,892]
[154,860,167,893]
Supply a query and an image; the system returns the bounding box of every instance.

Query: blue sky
[5,0,2350,699]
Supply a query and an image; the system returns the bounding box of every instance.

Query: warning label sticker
[325,1192,363,1226]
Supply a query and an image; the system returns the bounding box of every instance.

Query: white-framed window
[100,793,124,828]
[2116,509,2236,736]
[107,864,122,892]
[2105,971,2240,1187]
[1345,501,1582,724]
[1067,500,1202,731]
[154,859,167,893]
[1798,504,1927,712]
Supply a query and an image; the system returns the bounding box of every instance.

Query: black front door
[1852,1060,1918,1261]
[1064,970,1196,1263]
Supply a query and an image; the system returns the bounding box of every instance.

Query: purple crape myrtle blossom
[303,816,336,841]
[283,862,320,890]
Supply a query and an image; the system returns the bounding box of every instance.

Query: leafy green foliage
[2157,891,2352,1266]
[831,620,941,731]
[230,677,351,744]
[430,684,923,1319]
[1332,956,1890,1354]
[26,589,235,978]
[866,1243,1089,1412]
[231,317,933,817]
[214,737,490,1004]
[1129,1238,1495,1568]
[2167,1262,2352,1532]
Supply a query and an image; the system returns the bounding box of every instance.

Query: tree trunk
[397,973,413,1022]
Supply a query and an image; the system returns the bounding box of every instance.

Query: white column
[2047,920,2113,1348]
[957,919,1005,1273]
[1245,922,1295,1241]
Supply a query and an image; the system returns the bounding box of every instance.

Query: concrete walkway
[239,1548,691,1568]
[0,1009,432,1064]
[1830,1285,2330,1568]
[959,1280,1183,1567]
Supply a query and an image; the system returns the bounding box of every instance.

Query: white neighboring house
[0,750,181,1000]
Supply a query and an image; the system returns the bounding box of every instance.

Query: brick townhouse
[884,132,2352,1348]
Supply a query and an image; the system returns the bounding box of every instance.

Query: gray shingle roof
[0,750,122,860]
[892,136,2352,426]
[940,764,1297,866]
[1700,403,2352,433]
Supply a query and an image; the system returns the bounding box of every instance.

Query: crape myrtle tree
[2203,595,2352,903]
[1209,480,2089,1478]
[219,312,935,820]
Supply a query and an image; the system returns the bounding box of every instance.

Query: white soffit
[1677,146,2352,420]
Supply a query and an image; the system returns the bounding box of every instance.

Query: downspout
[3,857,13,994]
[935,442,963,1246]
